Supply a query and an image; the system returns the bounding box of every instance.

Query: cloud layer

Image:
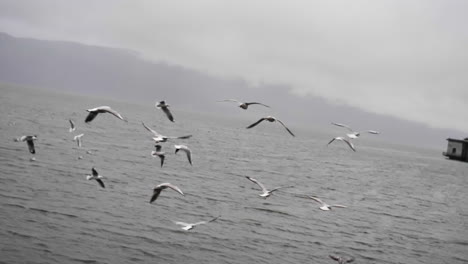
[1,0,467,131]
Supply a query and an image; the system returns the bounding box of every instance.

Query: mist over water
[1,85,467,264]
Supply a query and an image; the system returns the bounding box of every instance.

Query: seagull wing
[218,99,242,104]
[175,221,190,227]
[332,122,353,132]
[192,221,208,226]
[96,179,105,188]
[308,196,325,205]
[150,188,163,203]
[176,146,192,165]
[77,137,82,147]
[366,130,380,134]
[159,155,165,167]
[85,111,98,123]
[245,102,270,108]
[330,204,347,208]
[162,107,174,122]
[176,135,192,139]
[245,176,268,193]
[270,185,293,193]
[329,255,340,261]
[103,107,126,122]
[69,119,75,132]
[142,122,161,137]
[26,139,35,154]
[208,215,221,223]
[343,139,356,152]
[163,183,185,196]
[327,137,337,146]
[346,257,355,263]
[246,118,266,129]
[92,168,99,177]
[275,119,295,137]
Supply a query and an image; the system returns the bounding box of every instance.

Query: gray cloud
[1,0,467,131]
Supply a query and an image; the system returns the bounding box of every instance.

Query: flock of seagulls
[13,97,381,262]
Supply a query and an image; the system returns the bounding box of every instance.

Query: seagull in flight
[15,135,38,154]
[86,167,105,188]
[246,116,295,137]
[85,106,127,123]
[308,196,346,211]
[245,176,292,198]
[175,145,192,165]
[69,119,76,132]
[150,183,185,203]
[218,99,270,110]
[327,137,356,152]
[174,215,221,231]
[331,122,379,139]
[74,133,84,148]
[156,100,175,122]
[151,144,165,167]
[329,255,355,264]
[142,122,192,143]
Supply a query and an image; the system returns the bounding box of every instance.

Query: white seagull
[308,196,346,211]
[15,135,38,154]
[69,119,76,132]
[151,144,165,167]
[247,116,295,137]
[327,137,356,152]
[86,167,105,188]
[331,122,379,139]
[150,183,184,203]
[218,99,270,110]
[74,133,84,148]
[174,145,192,165]
[174,215,221,231]
[329,255,355,264]
[156,100,175,122]
[142,122,192,143]
[245,176,292,198]
[85,106,127,123]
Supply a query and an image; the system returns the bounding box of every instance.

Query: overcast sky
[1,0,467,132]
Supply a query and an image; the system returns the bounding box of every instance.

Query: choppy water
[1,84,467,264]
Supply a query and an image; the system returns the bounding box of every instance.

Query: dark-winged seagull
[69,119,76,132]
[247,116,295,137]
[142,122,192,143]
[151,144,165,167]
[156,100,175,122]
[218,99,270,110]
[308,196,346,211]
[15,135,38,154]
[174,215,221,231]
[331,122,379,139]
[74,133,84,148]
[174,145,192,165]
[329,255,355,264]
[85,106,127,123]
[86,167,105,188]
[327,137,356,152]
[245,176,292,198]
[150,183,184,203]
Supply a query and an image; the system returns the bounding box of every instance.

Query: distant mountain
[0,32,463,149]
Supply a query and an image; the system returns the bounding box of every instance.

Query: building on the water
[443,138,468,162]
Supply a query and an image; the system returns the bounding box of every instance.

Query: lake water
[0,84,467,264]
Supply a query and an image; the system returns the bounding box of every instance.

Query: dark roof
[447,138,468,143]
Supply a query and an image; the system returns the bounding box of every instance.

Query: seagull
[15,135,37,154]
[327,137,356,152]
[174,215,221,231]
[329,255,355,264]
[331,122,379,139]
[74,133,84,148]
[218,99,270,110]
[86,167,105,188]
[308,196,346,211]
[246,116,295,137]
[156,100,175,122]
[142,122,192,143]
[150,183,184,203]
[174,145,192,165]
[151,144,165,167]
[85,106,127,123]
[245,176,292,198]
[69,119,76,132]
